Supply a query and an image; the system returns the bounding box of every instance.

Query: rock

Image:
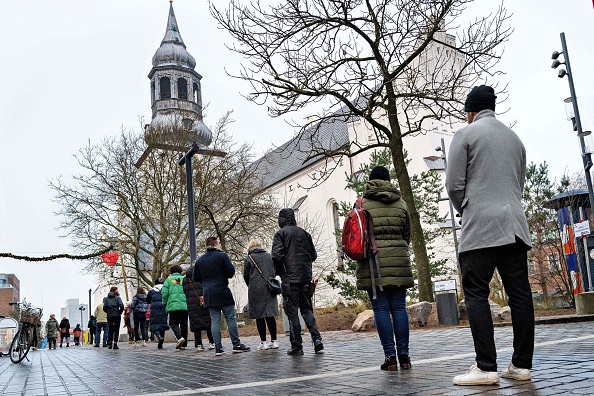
[236,321,246,328]
[407,301,433,327]
[427,302,439,326]
[498,306,512,321]
[457,299,501,321]
[351,310,375,331]
[488,299,501,321]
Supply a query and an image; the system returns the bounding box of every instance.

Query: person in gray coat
[446,85,534,386]
[243,240,280,351]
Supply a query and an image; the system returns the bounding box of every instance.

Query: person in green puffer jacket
[355,165,413,372]
[162,265,188,349]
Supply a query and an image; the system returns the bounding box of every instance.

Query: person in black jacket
[193,237,250,356]
[131,287,149,347]
[103,286,124,350]
[271,208,323,355]
[147,278,169,349]
[183,266,214,350]
[87,315,97,346]
[59,317,71,347]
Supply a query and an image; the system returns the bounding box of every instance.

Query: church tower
[146,1,212,147]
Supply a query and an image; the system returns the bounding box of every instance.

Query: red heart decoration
[101,252,119,266]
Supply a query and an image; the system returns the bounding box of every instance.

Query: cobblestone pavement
[1,322,593,395]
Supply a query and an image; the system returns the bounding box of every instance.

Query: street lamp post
[551,32,594,217]
[78,305,86,334]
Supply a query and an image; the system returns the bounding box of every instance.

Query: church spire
[146,2,212,148]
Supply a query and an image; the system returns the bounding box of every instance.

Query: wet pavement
[1,321,593,395]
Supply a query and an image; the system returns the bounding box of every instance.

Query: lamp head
[551,51,561,60]
[551,59,562,69]
[558,69,567,78]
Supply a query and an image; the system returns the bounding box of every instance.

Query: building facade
[0,274,20,317]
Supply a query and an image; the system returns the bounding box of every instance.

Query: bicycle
[7,302,42,364]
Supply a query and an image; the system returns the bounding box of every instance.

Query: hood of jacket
[278,208,297,228]
[152,284,163,292]
[107,291,116,298]
[363,179,401,204]
[185,265,194,279]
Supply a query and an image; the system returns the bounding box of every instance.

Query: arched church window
[178,78,188,100]
[159,77,171,99]
[150,81,155,103]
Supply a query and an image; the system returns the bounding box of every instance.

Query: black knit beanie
[369,166,390,181]
[464,85,497,112]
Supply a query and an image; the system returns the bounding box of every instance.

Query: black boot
[381,356,398,371]
[398,354,412,370]
[113,343,119,350]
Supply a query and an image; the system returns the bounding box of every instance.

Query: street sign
[434,279,457,292]
[574,221,591,238]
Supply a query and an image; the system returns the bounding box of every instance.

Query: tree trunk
[389,140,434,302]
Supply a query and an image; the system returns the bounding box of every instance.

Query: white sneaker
[453,364,500,385]
[175,338,185,349]
[208,343,215,350]
[501,362,531,381]
[196,345,205,351]
[270,340,279,349]
[257,342,270,351]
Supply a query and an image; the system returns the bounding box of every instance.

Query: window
[548,254,560,272]
[527,260,536,275]
[159,77,171,99]
[177,78,188,100]
[193,83,199,103]
[150,81,155,103]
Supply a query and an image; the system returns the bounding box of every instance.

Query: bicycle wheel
[10,326,32,364]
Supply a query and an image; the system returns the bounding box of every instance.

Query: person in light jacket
[45,314,60,350]
[447,85,533,386]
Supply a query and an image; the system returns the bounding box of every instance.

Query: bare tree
[52,113,277,288]
[211,0,511,301]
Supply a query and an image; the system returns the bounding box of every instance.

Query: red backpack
[341,198,383,299]
[342,199,375,260]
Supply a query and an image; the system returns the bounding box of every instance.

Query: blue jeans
[95,322,109,346]
[368,287,409,358]
[209,304,241,351]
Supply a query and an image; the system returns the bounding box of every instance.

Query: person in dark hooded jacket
[146,278,169,349]
[131,287,149,347]
[271,208,323,355]
[183,266,214,350]
[103,286,124,350]
[356,165,413,371]
[59,317,71,347]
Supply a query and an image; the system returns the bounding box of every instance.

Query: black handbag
[248,254,282,295]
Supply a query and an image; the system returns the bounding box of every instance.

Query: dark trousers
[460,240,534,372]
[168,310,188,347]
[107,316,121,344]
[283,283,321,349]
[88,328,95,345]
[193,329,214,347]
[133,313,148,341]
[256,317,277,342]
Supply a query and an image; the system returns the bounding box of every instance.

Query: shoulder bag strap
[248,254,272,285]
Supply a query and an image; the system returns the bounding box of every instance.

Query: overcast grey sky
[1,1,593,322]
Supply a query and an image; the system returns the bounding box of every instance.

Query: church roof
[152,2,196,69]
[253,117,350,189]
